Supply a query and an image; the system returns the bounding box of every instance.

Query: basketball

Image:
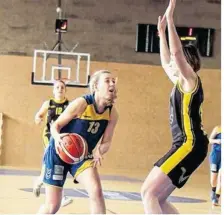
[58,133,88,164]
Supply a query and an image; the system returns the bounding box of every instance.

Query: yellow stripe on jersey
[79,104,110,121]
[160,79,200,174]
[51,97,68,104]
[216,126,221,133]
[161,94,194,174]
[177,76,199,95]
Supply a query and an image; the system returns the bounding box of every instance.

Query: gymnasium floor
[0,166,221,214]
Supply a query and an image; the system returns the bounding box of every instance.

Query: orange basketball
[58,133,88,164]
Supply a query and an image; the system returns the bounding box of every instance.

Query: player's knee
[88,184,104,201]
[45,202,61,214]
[141,184,157,201]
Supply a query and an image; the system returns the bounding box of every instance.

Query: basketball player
[33,80,73,207]
[141,0,209,213]
[37,70,118,214]
[209,125,221,206]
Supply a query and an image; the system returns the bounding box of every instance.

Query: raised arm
[158,15,178,84]
[165,0,196,81]
[34,100,49,125]
[158,15,170,66]
[209,126,221,145]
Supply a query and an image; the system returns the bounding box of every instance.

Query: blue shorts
[42,138,93,187]
[209,150,221,173]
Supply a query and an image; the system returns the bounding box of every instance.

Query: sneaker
[33,179,43,197]
[212,197,219,206]
[61,196,73,207]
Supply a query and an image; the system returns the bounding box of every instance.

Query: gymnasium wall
[0,55,221,173]
[0,0,221,68]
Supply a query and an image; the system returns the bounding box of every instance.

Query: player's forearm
[167,19,182,55]
[159,32,170,66]
[209,139,221,144]
[99,141,111,155]
[50,123,61,140]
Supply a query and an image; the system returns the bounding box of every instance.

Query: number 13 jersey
[61,94,112,154]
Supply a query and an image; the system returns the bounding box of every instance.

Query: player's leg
[33,133,50,197]
[37,185,63,214]
[74,160,106,214]
[209,152,219,201]
[141,144,182,214]
[141,139,208,214]
[158,177,179,214]
[160,200,179,214]
[141,166,177,214]
[58,131,73,207]
[213,165,221,206]
[33,164,46,197]
[215,167,221,205]
[37,140,68,214]
[33,133,72,206]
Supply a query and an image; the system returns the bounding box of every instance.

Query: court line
[128,192,141,198]
[106,209,117,214]
[74,188,88,196]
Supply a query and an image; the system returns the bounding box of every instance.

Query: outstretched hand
[165,0,176,21]
[157,15,167,33]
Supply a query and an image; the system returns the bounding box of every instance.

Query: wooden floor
[0,166,221,214]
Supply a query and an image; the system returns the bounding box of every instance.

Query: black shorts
[154,137,209,188]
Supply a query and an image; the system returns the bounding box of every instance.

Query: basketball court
[0,166,221,214]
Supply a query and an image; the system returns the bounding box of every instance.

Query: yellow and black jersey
[155,76,209,188]
[169,76,207,145]
[60,94,112,155]
[43,98,69,139]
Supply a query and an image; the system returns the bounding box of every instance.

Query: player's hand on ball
[54,133,69,154]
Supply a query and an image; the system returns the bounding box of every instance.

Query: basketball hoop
[31,50,90,88]
[31,0,91,88]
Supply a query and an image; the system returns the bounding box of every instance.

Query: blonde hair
[53,80,66,88]
[89,70,110,94]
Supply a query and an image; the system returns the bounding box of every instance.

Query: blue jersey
[61,94,112,154]
[212,131,221,152]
